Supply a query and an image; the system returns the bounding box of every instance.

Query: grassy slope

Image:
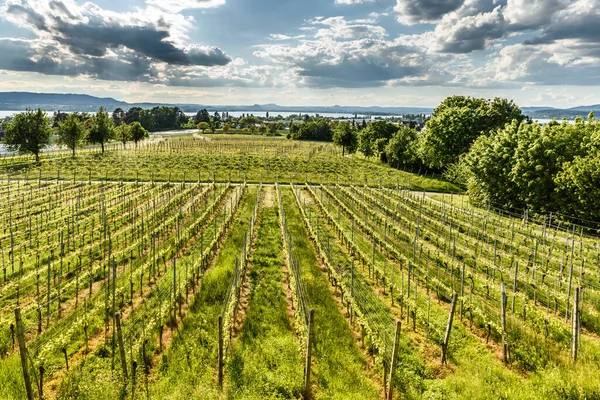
[281,188,381,399]
[225,203,303,399]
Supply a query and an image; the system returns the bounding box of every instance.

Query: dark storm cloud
[6,4,48,30]
[3,1,232,67]
[0,38,156,82]
[395,0,465,24]
[53,19,231,66]
[526,13,600,46]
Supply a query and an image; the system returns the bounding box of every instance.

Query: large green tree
[385,126,418,168]
[357,121,398,160]
[195,109,210,124]
[4,108,52,163]
[88,106,115,153]
[56,113,87,156]
[464,117,594,214]
[333,121,358,156]
[130,122,149,146]
[115,122,131,148]
[419,96,525,169]
[197,122,210,134]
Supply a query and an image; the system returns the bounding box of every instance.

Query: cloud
[145,0,226,12]
[269,34,307,40]
[312,16,387,39]
[504,0,567,29]
[395,0,465,25]
[254,19,455,89]
[435,5,505,53]
[1,0,231,67]
[335,0,376,4]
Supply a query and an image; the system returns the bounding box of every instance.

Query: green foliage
[223,122,232,133]
[88,106,115,153]
[4,108,52,162]
[385,125,418,167]
[129,121,149,145]
[197,122,210,133]
[114,122,131,147]
[464,118,599,217]
[194,109,210,124]
[332,121,358,156]
[123,106,188,131]
[358,120,398,159]
[57,113,87,156]
[419,96,525,169]
[226,206,303,399]
[291,118,332,141]
[555,150,600,220]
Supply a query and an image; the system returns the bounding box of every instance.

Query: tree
[4,108,51,163]
[464,118,593,214]
[292,118,332,141]
[212,112,222,132]
[418,106,478,169]
[88,106,115,153]
[124,107,142,124]
[258,125,268,135]
[419,96,526,169]
[130,122,149,146]
[115,123,131,148]
[358,121,397,160]
[333,121,358,156]
[56,113,87,156]
[198,122,210,134]
[222,123,232,133]
[195,109,210,124]
[555,150,600,221]
[385,126,417,168]
[239,115,260,129]
[112,108,125,126]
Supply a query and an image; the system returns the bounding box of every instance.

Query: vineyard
[0,138,599,400]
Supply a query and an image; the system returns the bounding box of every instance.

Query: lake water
[0,110,385,120]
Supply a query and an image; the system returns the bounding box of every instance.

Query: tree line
[2,107,149,161]
[326,95,600,222]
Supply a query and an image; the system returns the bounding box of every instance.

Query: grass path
[225,193,304,399]
[281,188,382,399]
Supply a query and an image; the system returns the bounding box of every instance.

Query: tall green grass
[225,203,303,399]
[281,188,381,399]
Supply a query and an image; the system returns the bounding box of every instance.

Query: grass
[225,201,304,399]
[280,188,381,399]
[144,188,258,400]
[0,137,461,193]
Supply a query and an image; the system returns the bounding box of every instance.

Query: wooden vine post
[387,320,401,400]
[571,287,580,362]
[218,315,224,389]
[304,309,315,399]
[501,282,508,363]
[115,312,128,379]
[15,308,34,400]
[441,293,458,365]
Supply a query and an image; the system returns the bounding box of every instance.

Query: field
[1,136,599,400]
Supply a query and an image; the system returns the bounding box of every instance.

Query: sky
[0,0,598,108]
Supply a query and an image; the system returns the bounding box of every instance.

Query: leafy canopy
[4,108,52,162]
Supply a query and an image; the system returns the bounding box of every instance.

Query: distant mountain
[569,104,600,112]
[521,106,557,113]
[0,92,128,112]
[0,92,433,116]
